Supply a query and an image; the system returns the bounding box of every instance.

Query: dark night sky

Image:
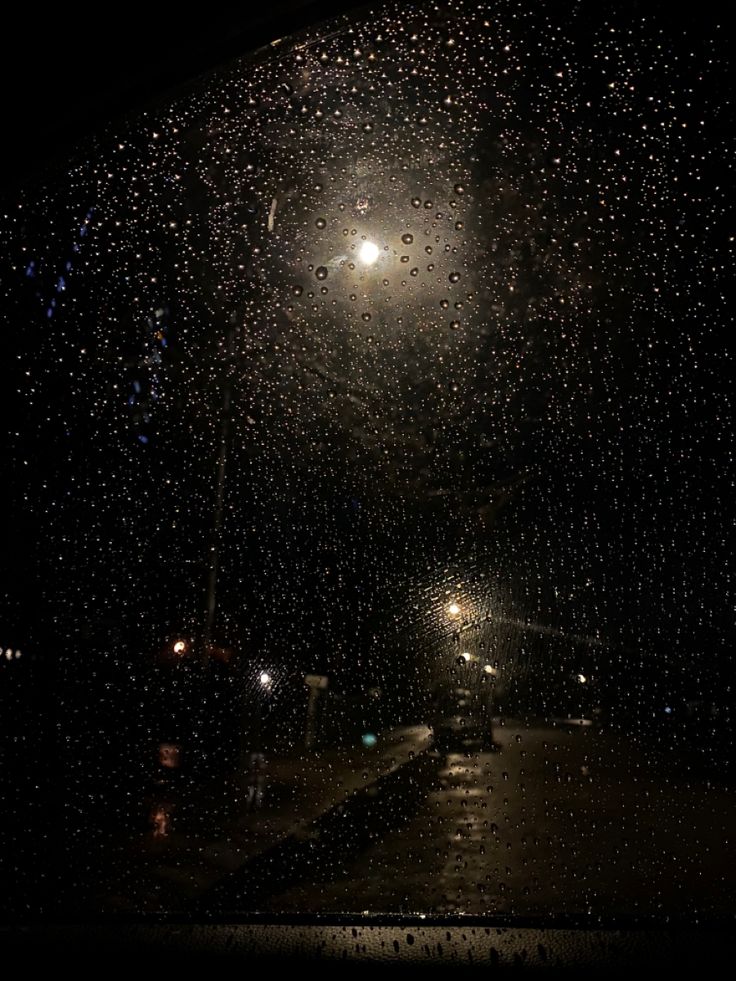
[1,2,360,186]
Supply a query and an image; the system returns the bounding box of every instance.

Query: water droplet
[315,266,328,281]
[401,233,414,245]
[449,271,461,283]
[315,218,327,229]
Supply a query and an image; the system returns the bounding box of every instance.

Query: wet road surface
[262,721,736,921]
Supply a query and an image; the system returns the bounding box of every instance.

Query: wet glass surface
[1,0,734,923]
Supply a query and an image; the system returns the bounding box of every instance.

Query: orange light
[173,639,187,654]
[151,806,172,838]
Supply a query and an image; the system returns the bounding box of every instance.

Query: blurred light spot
[158,742,181,769]
[359,241,380,265]
[151,806,171,838]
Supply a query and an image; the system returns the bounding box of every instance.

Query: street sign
[304,674,329,750]
[304,674,329,689]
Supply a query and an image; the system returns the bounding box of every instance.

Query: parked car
[432,687,494,752]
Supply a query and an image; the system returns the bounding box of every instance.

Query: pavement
[100,724,432,913]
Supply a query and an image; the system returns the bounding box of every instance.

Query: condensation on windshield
[0,0,733,923]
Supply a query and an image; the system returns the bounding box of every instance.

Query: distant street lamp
[448,602,461,617]
[358,240,380,265]
[259,671,272,688]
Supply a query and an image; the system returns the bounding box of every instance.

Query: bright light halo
[359,241,380,265]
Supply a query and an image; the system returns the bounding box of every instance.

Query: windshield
[1,0,733,926]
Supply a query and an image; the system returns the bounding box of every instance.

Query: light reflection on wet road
[267,722,736,920]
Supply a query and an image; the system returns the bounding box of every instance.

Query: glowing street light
[448,602,461,617]
[173,639,188,655]
[577,673,587,684]
[358,240,380,265]
[259,671,272,687]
